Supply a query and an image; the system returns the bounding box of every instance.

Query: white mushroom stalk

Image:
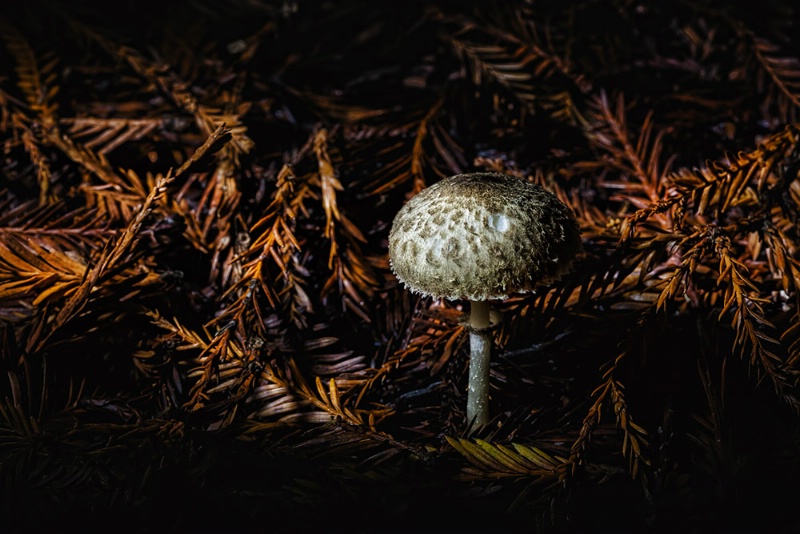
[467,300,491,428]
[388,172,581,432]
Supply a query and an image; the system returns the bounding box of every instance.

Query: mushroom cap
[388,172,582,301]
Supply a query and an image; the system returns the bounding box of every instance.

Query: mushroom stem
[467,299,491,431]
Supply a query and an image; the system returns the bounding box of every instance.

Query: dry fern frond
[21,125,231,354]
[732,29,800,124]
[173,311,387,428]
[1,24,146,191]
[486,5,592,94]
[622,123,800,240]
[611,122,800,411]
[286,89,393,124]
[0,22,59,127]
[714,232,799,408]
[219,164,313,330]
[568,352,651,480]
[385,304,462,375]
[311,128,380,320]
[61,117,162,155]
[69,20,254,156]
[447,436,565,480]
[10,114,55,203]
[0,232,91,306]
[446,17,582,123]
[0,196,111,253]
[582,92,674,209]
[358,96,450,196]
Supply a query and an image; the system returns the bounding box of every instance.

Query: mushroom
[388,172,581,431]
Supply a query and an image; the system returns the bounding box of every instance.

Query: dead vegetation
[2,1,800,531]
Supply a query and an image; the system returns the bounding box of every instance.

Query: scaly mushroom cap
[388,172,581,301]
